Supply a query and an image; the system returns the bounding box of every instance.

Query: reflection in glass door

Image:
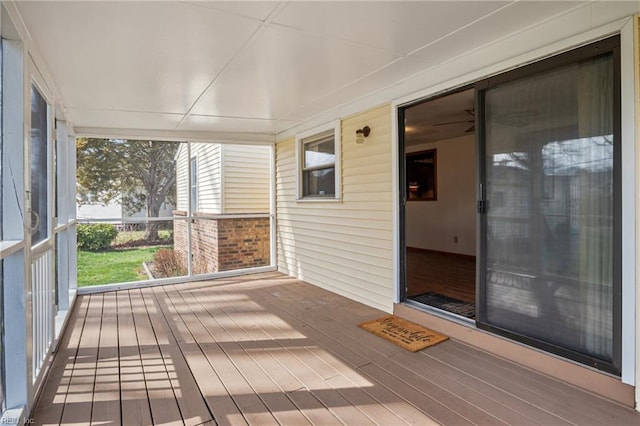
[478,38,620,373]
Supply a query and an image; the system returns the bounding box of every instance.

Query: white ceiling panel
[590,0,640,27]
[11,1,637,136]
[178,114,298,134]
[410,1,590,63]
[185,1,280,21]
[284,55,434,121]
[191,25,400,119]
[17,1,261,113]
[273,1,509,55]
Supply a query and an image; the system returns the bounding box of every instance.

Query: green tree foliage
[76,138,178,240]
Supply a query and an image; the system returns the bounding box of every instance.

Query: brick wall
[173,211,270,274]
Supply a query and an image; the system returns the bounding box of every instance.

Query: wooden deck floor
[33,272,639,425]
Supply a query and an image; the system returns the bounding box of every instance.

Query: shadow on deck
[33,272,639,425]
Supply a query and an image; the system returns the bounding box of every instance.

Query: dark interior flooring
[406,248,476,303]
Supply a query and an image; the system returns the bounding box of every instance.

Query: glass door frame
[397,85,475,306]
[474,35,622,375]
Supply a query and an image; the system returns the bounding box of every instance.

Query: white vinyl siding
[276,104,394,312]
[175,145,189,211]
[175,143,269,214]
[222,145,270,213]
[195,143,222,214]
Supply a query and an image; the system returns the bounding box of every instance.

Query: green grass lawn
[77,246,169,287]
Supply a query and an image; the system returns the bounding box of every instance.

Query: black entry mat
[410,292,475,319]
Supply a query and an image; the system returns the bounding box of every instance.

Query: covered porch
[2,1,640,421]
[33,272,639,425]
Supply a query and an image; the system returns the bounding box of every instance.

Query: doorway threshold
[405,298,475,327]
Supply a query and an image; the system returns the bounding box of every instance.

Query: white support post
[2,38,28,412]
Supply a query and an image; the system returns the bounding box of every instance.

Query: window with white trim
[296,122,341,200]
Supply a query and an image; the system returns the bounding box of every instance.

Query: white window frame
[295,121,341,202]
[190,155,198,214]
[29,81,53,250]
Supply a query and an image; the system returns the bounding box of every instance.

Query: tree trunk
[144,197,161,241]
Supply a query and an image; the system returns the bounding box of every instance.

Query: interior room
[402,89,477,318]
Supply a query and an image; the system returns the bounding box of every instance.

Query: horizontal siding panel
[276,224,392,248]
[195,144,222,214]
[276,215,391,233]
[341,183,393,194]
[224,177,272,185]
[342,192,393,203]
[342,152,393,169]
[277,260,392,311]
[176,147,189,211]
[278,259,393,305]
[277,207,391,221]
[277,252,393,292]
[277,235,392,266]
[276,226,391,246]
[276,225,391,249]
[277,246,392,283]
[223,144,270,214]
[275,105,394,312]
[275,196,393,206]
[224,185,270,192]
[343,172,392,185]
[346,162,394,179]
[227,196,270,202]
[278,201,392,212]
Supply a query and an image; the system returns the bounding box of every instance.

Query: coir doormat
[358,315,448,352]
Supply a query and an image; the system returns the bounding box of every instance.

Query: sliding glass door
[477,37,621,373]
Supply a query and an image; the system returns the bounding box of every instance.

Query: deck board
[117,291,153,426]
[91,292,121,425]
[249,281,491,425]
[156,285,246,426]
[186,285,314,425]
[34,296,90,426]
[434,340,638,422]
[130,288,183,425]
[142,287,214,426]
[33,272,640,425]
[172,283,280,426]
[204,287,380,425]
[60,294,102,425]
[427,342,633,425]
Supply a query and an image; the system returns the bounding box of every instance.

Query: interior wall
[405,134,476,256]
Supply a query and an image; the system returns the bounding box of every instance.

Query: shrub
[153,248,186,277]
[77,223,118,251]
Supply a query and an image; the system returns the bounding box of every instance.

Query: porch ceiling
[14,1,616,137]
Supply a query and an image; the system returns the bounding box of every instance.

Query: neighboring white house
[174,143,270,215]
[173,143,271,273]
[76,194,174,222]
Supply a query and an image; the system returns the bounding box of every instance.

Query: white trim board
[75,126,276,144]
